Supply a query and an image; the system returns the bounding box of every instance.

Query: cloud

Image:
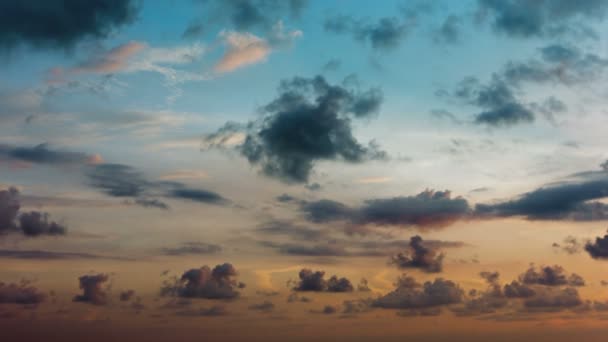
[324,12,416,51]
[0,280,46,305]
[300,190,470,229]
[248,300,275,312]
[175,305,228,317]
[70,41,146,74]
[502,44,608,86]
[475,163,608,221]
[73,274,109,305]
[389,236,444,273]
[434,15,461,44]
[0,143,100,167]
[523,287,582,310]
[519,265,585,287]
[119,290,135,302]
[0,0,139,52]
[293,269,354,292]
[585,231,608,259]
[0,249,133,260]
[189,0,308,32]
[476,0,608,39]
[160,263,245,300]
[214,31,271,73]
[255,219,326,241]
[0,187,67,237]
[372,275,464,310]
[552,236,583,255]
[203,75,385,183]
[86,163,230,208]
[453,75,534,127]
[162,242,222,256]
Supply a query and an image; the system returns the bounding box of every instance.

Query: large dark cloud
[73,274,109,305]
[0,187,67,237]
[0,280,47,305]
[87,163,230,208]
[293,269,354,292]
[160,263,245,300]
[0,0,139,52]
[203,75,385,184]
[453,75,534,127]
[389,236,444,273]
[475,163,608,221]
[372,275,464,310]
[476,0,608,39]
[300,190,470,229]
[0,143,98,167]
[585,231,608,259]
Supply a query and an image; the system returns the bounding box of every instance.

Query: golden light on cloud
[355,177,393,184]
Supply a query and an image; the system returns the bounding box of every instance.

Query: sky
[3,0,608,340]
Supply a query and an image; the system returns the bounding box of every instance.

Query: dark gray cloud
[434,15,461,44]
[502,45,608,86]
[523,287,582,310]
[203,75,385,184]
[0,0,139,52]
[0,143,97,166]
[389,236,444,273]
[476,0,608,39]
[87,163,230,208]
[162,242,222,256]
[325,15,413,51]
[585,231,608,259]
[475,163,608,221]
[519,265,585,287]
[454,75,534,127]
[73,274,109,305]
[175,305,228,317]
[160,263,245,300]
[293,269,353,292]
[189,0,307,33]
[373,276,464,310]
[255,220,325,241]
[503,280,536,298]
[0,249,133,260]
[552,236,583,255]
[0,187,67,237]
[119,289,135,302]
[300,190,470,229]
[0,280,47,305]
[248,300,275,312]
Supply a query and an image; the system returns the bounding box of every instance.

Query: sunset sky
[3,1,608,341]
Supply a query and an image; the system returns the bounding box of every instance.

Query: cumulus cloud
[293,269,354,292]
[585,231,608,259]
[476,0,608,39]
[389,236,444,273]
[453,75,534,127]
[0,187,67,237]
[87,163,230,208]
[519,265,585,287]
[203,75,385,183]
[0,0,139,52]
[73,274,109,305]
[0,280,47,305]
[475,163,608,221]
[300,190,470,229]
[160,263,245,300]
[373,275,464,310]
